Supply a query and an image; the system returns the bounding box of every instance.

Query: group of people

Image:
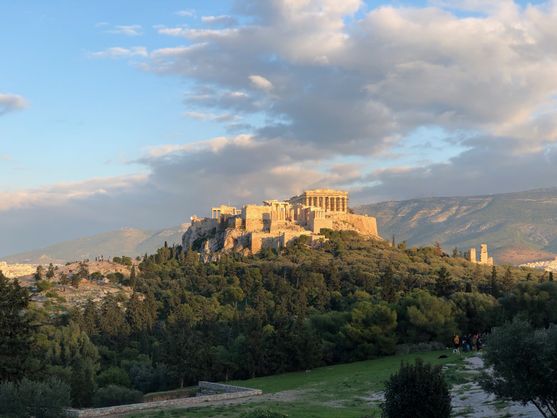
[452,333,484,353]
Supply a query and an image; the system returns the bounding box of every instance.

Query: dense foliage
[382,358,451,418]
[0,232,553,409]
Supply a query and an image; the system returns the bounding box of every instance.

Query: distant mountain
[5,225,188,264]
[356,188,557,265]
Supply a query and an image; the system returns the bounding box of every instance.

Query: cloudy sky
[2,0,557,256]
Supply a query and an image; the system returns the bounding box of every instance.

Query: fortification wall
[330,213,379,237]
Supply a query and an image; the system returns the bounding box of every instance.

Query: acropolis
[183,189,380,256]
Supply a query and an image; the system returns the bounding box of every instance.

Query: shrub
[97,367,131,388]
[382,358,451,418]
[35,280,53,292]
[92,384,143,407]
[0,378,71,418]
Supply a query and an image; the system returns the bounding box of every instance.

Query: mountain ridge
[4,225,188,264]
[356,187,557,264]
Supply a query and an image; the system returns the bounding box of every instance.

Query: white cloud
[176,9,195,17]
[201,15,238,26]
[89,47,148,59]
[106,24,143,36]
[0,93,28,115]
[249,75,274,91]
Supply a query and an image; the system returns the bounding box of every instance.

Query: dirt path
[451,355,542,418]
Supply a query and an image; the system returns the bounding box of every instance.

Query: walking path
[450,355,542,417]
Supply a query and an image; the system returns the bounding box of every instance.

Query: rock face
[182,190,381,258]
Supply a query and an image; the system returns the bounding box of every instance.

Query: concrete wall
[66,382,262,417]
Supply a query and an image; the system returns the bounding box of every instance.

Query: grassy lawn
[129,350,466,418]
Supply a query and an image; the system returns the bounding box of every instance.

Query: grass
[128,350,466,418]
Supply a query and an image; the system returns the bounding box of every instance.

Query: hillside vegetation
[2,231,555,411]
[357,188,557,264]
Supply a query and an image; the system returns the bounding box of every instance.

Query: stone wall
[66,382,262,417]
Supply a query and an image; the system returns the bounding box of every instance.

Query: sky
[2,0,557,256]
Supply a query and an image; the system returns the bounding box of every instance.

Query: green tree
[39,322,100,407]
[435,267,454,298]
[0,378,71,418]
[397,290,457,343]
[46,263,56,280]
[0,272,34,381]
[342,302,397,359]
[480,320,557,417]
[450,292,500,333]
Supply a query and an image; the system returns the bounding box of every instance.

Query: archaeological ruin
[468,243,494,266]
[182,189,380,257]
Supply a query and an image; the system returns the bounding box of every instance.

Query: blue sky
[2,0,557,255]
[1,1,233,189]
[0,0,484,190]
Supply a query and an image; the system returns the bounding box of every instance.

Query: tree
[0,273,34,381]
[0,378,71,418]
[500,282,557,328]
[490,266,499,298]
[480,320,557,417]
[46,263,56,280]
[450,292,500,334]
[397,290,457,343]
[34,265,45,282]
[435,267,454,298]
[342,302,397,359]
[39,322,100,408]
[382,358,452,418]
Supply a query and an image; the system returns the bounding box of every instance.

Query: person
[471,333,478,351]
[452,334,461,354]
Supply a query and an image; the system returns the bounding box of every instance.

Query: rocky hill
[4,225,187,264]
[356,188,557,265]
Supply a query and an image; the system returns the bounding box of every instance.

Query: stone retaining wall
[66,382,262,417]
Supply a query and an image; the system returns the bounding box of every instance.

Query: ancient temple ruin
[183,189,379,256]
[469,243,494,266]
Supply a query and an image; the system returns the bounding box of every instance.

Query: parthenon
[183,189,380,256]
[289,189,348,213]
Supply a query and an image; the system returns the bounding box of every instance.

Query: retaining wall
[66,382,262,417]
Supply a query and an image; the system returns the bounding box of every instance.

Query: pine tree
[490,266,499,298]
[0,273,34,381]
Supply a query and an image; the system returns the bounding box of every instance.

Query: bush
[382,358,451,418]
[92,384,143,407]
[97,367,131,388]
[0,378,71,418]
[240,409,288,418]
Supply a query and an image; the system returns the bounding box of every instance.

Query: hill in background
[7,187,557,265]
[4,225,187,264]
[357,188,557,265]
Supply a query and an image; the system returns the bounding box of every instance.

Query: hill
[4,225,187,264]
[356,188,557,265]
